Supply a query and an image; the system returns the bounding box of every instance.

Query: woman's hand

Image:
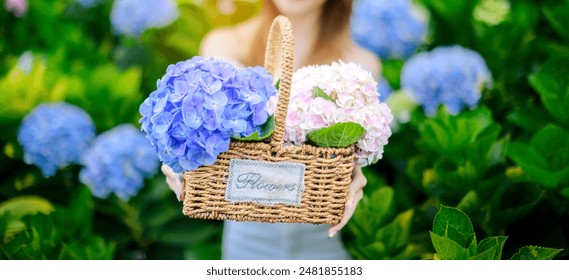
[328,162,367,238]
[161,164,183,201]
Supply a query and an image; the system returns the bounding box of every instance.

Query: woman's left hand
[328,162,367,238]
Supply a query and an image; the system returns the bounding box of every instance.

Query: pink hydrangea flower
[5,0,28,17]
[271,61,393,166]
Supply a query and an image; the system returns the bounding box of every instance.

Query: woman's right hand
[161,164,183,201]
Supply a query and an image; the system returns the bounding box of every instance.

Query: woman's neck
[285,11,321,69]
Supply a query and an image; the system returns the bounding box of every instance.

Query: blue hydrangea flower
[79,124,159,200]
[17,102,95,177]
[351,0,427,60]
[139,56,276,173]
[111,0,179,37]
[401,45,492,116]
[377,77,393,102]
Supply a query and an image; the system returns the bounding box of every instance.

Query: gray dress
[222,220,352,260]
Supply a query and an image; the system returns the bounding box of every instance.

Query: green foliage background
[1,0,567,259]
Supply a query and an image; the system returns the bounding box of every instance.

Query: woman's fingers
[161,164,183,201]
[328,189,364,237]
[328,164,367,237]
[346,166,367,210]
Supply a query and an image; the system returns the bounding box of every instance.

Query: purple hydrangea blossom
[401,45,492,116]
[111,0,179,37]
[139,56,276,173]
[17,102,95,177]
[351,0,427,60]
[79,124,159,200]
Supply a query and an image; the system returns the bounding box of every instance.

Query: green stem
[116,198,144,246]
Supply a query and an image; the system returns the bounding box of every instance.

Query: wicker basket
[181,16,355,225]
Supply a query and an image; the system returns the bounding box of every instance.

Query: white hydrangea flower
[271,61,394,166]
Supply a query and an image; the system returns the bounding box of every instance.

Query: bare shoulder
[199,27,237,58]
[199,17,262,63]
[342,42,381,79]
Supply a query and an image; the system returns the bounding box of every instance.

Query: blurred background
[1,0,568,260]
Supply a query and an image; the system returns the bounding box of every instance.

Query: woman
[162,0,380,259]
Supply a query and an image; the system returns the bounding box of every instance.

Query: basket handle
[264,15,294,148]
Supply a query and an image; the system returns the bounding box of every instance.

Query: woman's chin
[271,0,327,17]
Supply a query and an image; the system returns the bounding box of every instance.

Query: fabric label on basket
[225,159,306,206]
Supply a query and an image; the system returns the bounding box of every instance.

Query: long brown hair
[244,0,353,67]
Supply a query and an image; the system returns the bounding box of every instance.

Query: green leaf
[473,0,510,26]
[61,186,94,236]
[432,206,476,251]
[275,79,280,90]
[507,143,557,188]
[530,125,569,173]
[4,214,60,259]
[507,125,569,188]
[0,196,54,218]
[506,105,554,132]
[470,236,507,260]
[368,187,396,223]
[510,246,563,260]
[422,0,474,24]
[60,237,115,260]
[528,58,569,126]
[307,122,365,148]
[184,242,222,260]
[375,209,414,257]
[232,115,275,141]
[155,220,221,246]
[487,183,544,234]
[430,160,481,203]
[468,124,502,169]
[354,241,387,260]
[139,201,179,229]
[456,191,480,214]
[419,107,494,160]
[66,63,143,131]
[361,166,387,193]
[543,2,569,40]
[561,188,569,198]
[348,187,396,242]
[0,195,56,243]
[0,58,66,124]
[429,232,470,260]
[312,86,335,102]
[507,142,549,171]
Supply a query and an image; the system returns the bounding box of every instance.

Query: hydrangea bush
[275,61,393,166]
[111,0,180,36]
[351,0,427,60]
[79,124,159,200]
[17,102,96,177]
[139,56,276,173]
[401,45,492,116]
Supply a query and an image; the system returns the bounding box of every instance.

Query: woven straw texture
[182,16,355,225]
